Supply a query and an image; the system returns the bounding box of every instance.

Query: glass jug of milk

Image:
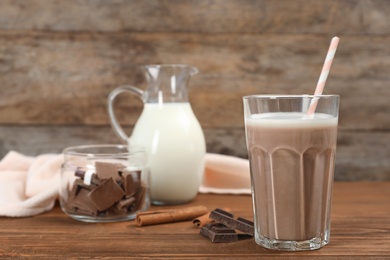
[108,64,206,205]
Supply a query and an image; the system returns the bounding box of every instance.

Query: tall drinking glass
[243,95,339,251]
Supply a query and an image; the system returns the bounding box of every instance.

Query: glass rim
[143,64,199,75]
[63,144,145,158]
[243,94,339,100]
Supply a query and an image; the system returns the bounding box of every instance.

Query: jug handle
[107,85,144,143]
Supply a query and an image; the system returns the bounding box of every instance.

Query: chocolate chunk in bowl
[88,177,125,211]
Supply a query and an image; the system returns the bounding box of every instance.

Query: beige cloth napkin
[200,153,251,194]
[0,151,62,217]
[0,151,250,217]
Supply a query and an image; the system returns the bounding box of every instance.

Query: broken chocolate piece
[131,184,146,212]
[69,179,97,197]
[95,162,123,181]
[66,179,92,211]
[122,170,141,197]
[75,168,85,179]
[68,187,99,216]
[117,196,136,210]
[88,178,125,211]
[209,208,254,236]
[74,207,98,217]
[74,169,102,186]
[200,223,238,243]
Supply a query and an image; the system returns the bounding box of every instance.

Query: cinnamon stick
[136,206,208,227]
[192,207,230,228]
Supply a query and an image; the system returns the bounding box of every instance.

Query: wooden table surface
[1,182,389,259]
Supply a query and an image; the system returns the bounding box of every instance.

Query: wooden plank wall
[0,0,389,180]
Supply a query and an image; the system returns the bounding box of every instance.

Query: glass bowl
[59,144,150,222]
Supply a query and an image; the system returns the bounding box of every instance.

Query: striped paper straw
[307,37,340,115]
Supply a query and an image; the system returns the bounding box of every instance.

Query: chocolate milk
[245,112,338,242]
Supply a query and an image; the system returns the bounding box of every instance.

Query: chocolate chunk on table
[200,223,238,243]
[88,177,125,211]
[209,208,254,236]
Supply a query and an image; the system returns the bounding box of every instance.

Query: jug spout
[143,64,198,103]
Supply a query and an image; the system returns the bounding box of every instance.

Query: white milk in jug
[129,103,206,204]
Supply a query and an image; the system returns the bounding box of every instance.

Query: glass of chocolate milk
[243,95,339,251]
